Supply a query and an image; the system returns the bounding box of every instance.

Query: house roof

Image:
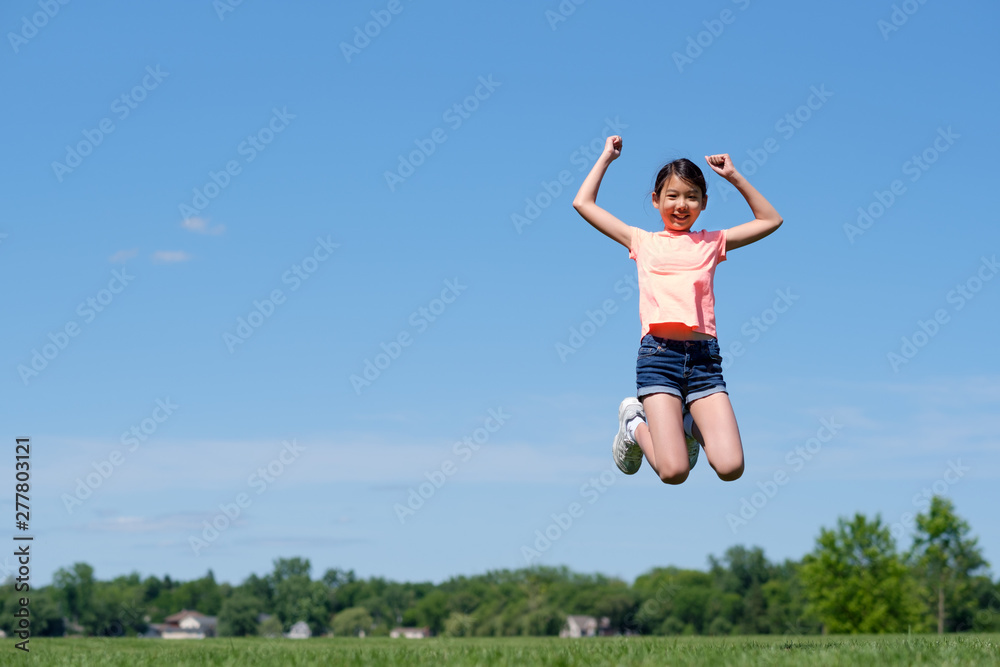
[165,609,207,623]
[286,620,312,638]
[566,615,598,625]
[164,609,218,628]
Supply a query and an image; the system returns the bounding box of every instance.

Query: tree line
[3,496,997,637]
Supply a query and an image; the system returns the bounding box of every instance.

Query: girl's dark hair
[652,158,707,202]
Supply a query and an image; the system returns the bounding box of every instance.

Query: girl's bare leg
[689,392,744,481]
[634,393,690,484]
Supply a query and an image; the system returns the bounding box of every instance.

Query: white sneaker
[614,398,645,475]
[683,405,700,470]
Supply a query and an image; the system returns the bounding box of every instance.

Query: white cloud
[181,217,225,235]
[151,250,192,263]
[727,375,1000,481]
[109,248,138,263]
[82,512,208,533]
[36,376,1000,504]
[42,433,608,495]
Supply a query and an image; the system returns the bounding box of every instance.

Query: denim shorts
[636,333,728,404]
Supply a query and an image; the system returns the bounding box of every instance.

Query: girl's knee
[716,460,744,482]
[657,465,690,485]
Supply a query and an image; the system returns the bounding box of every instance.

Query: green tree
[322,567,356,589]
[800,513,924,633]
[332,606,373,636]
[973,580,1000,632]
[382,583,416,627]
[907,496,989,633]
[31,588,68,636]
[258,615,283,637]
[271,557,311,582]
[148,570,223,620]
[269,558,330,635]
[761,560,817,634]
[50,565,149,636]
[443,612,475,637]
[218,593,262,636]
[405,589,449,634]
[94,574,147,636]
[0,579,65,637]
[707,616,733,635]
[520,606,564,635]
[52,563,97,633]
[593,590,640,634]
[709,545,773,634]
[241,573,274,609]
[632,567,715,635]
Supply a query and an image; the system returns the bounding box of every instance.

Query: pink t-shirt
[628,226,728,340]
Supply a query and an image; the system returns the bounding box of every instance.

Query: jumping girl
[572,136,783,484]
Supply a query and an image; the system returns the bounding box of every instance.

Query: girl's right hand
[604,135,622,161]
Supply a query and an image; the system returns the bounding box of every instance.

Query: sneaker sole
[614,398,643,475]
[683,406,700,470]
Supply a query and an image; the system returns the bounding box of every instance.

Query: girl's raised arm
[573,136,632,250]
[705,154,783,251]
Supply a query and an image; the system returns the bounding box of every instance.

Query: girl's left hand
[705,153,738,180]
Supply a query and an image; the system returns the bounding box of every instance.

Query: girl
[572,135,782,485]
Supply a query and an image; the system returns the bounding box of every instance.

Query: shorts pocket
[637,338,660,359]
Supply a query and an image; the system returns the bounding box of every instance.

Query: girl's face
[652,174,706,232]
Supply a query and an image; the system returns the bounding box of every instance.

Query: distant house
[560,615,612,638]
[285,620,311,639]
[146,609,217,639]
[257,613,283,638]
[390,626,431,639]
[63,619,85,636]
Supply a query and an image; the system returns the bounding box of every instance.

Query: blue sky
[2,0,998,588]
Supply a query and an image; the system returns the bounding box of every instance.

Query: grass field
[13,635,1000,666]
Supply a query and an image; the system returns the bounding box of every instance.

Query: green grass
[16,634,1000,666]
